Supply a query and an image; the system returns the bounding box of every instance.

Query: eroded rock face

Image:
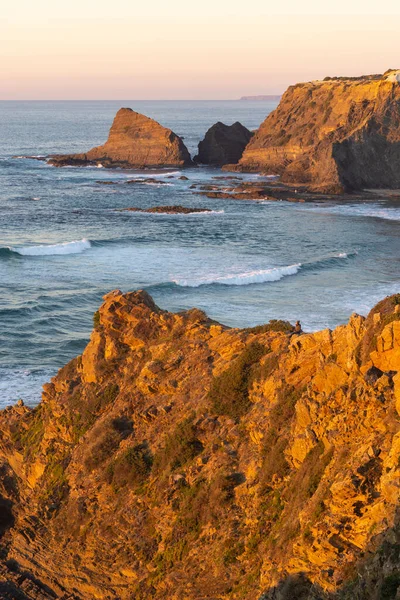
[235,70,400,193]
[49,108,193,168]
[0,291,399,599]
[194,121,253,166]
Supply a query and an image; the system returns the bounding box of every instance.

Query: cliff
[0,291,399,599]
[235,70,400,193]
[194,121,253,166]
[49,108,193,168]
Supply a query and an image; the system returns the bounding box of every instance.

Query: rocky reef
[194,121,253,166]
[49,108,192,168]
[119,205,212,214]
[0,291,400,599]
[233,70,400,193]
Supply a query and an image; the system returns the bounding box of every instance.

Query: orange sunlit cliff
[0,291,399,598]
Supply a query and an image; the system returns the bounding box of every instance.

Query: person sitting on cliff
[289,320,302,339]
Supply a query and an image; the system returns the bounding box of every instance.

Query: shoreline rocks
[49,108,193,169]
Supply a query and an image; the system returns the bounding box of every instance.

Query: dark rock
[194,121,253,166]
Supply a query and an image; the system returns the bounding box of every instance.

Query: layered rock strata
[49,108,193,168]
[234,70,400,193]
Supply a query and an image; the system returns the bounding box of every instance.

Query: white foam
[9,238,91,256]
[173,263,301,287]
[0,368,55,408]
[118,209,224,216]
[316,204,400,222]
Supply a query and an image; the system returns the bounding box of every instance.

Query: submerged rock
[194,121,253,166]
[119,205,212,214]
[236,69,400,193]
[49,108,193,168]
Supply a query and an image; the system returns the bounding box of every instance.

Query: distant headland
[239,94,282,101]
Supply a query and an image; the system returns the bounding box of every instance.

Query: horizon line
[0,96,282,103]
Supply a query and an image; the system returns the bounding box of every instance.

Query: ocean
[1,100,400,407]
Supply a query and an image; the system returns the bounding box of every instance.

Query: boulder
[49,108,193,168]
[236,70,400,193]
[194,121,253,166]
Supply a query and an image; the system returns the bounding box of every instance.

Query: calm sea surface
[1,100,399,406]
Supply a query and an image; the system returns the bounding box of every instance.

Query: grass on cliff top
[244,319,293,335]
[208,342,267,420]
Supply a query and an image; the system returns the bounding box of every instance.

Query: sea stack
[49,108,193,168]
[234,70,400,193]
[194,121,253,166]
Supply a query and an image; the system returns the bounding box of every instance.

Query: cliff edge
[235,70,400,193]
[0,291,399,598]
[49,108,193,168]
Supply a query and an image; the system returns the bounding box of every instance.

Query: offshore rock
[235,70,400,193]
[49,108,193,168]
[194,121,253,166]
[0,291,399,598]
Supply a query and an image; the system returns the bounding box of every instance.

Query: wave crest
[173,264,301,287]
[4,239,91,257]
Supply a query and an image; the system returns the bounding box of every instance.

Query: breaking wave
[172,252,354,288]
[120,209,224,216]
[1,239,91,257]
[173,264,301,287]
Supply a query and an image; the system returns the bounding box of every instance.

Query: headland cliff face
[235,70,400,193]
[0,292,399,599]
[49,108,192,168]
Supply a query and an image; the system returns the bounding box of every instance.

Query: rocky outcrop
[194,121,253,166]
[49,108,193,168]
[234,70,400,193]
[0,291,399,599]
[119,205,212,214]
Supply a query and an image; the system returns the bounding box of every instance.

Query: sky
[1,0,400,100]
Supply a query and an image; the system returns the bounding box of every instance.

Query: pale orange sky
[1,0,399,99]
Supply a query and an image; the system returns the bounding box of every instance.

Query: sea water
[1,100,400,407]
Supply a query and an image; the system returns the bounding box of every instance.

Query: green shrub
[107,443,153,490]
[245,320,293,335]
[39,455,70,508]
[153,416,203,475]
[209,342,267,420]
[93,310,100,328]
[381,574,400,600]
[18,406,44,458]
[85,429,122,471]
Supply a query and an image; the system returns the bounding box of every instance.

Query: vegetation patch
[39,454,70,509]
[11,406,45,458]
[106,443,153,491]
[245,319,293,335]
[381,574,400,600]
[209,342,267,419]
[153,416,203,475]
